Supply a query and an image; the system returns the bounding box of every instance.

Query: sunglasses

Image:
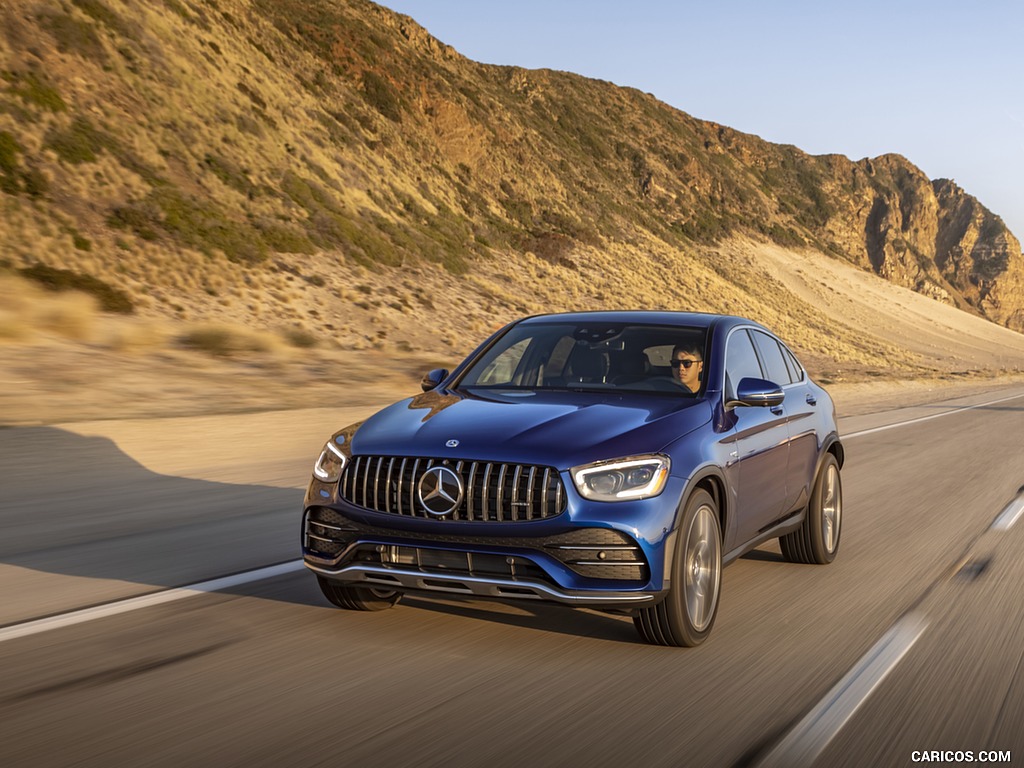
[670,359,701,369]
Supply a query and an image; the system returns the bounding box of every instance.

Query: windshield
[457,322,708,396]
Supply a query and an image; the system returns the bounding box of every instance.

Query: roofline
[513,310,763,329]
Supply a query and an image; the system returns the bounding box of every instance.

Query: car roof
[515,310,766,333]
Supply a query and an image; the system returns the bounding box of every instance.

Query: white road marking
[992,496,1024,531]
[844,392,1024,440]
[756,613,930,768]
[0,560,305,644]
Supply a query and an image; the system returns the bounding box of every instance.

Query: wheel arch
[659,469,727,588]
[675,467,728,542]
[823,434,845,469]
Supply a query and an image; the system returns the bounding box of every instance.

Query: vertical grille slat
[481,463,493,521]
[373,458,384,512]
[467,462,479,521]
[496,464,508,523]
[361,457,372,509]
[397,458,408,515]
[342,456,353,500]
[454,461,465,521]
[410,458,421,517]
[340,456,566,522]
[541,468,550,517]
[526,467,537,521]
[384,457,395,514]
[511,465,522,522]
[353,456,364,503]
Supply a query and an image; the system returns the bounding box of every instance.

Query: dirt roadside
[10,345,1021,493]
[4,332,1024,429]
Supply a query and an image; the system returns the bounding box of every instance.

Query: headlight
[313,439,348,483]
[571,455,670,502]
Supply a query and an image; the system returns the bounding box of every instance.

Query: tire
[780,453,842,565]
[317,576,403,611]
[634,489,722,647]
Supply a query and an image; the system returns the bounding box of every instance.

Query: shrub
[163,0,193,21]
[676,211,732,244]
[525,232,574,265]
[10,71,67,112]
[43,117,113,165]
[108,204,160,241]
[21,166,49,197]
[38,11,106,60]
[179,323,281,356]
[765,223,805,247]
[0,131,21,194]
[71,0,131,36]
[257,222,317,254]
[203,153,252,194]
[0,131,21,174]
[280,327,318,348]
[114,187,269,263]
[361,71,402,122]
[18,264,134,313]
[159,191,268,262]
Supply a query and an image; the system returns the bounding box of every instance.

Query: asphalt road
[1,388,1023,767]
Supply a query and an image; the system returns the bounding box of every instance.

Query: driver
[670,344,704,393]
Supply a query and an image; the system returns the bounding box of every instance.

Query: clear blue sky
[380,1,1024,242]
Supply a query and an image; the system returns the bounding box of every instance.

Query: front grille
[340,456,566,522]
[303,507,649,582]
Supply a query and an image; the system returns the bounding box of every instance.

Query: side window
[477,338,531,385]
[725,330,763,400]
[781,343,805,382]
[751,331,792,385]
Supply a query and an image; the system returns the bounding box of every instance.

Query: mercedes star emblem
[417,466,464,517]
[446,439,459,448]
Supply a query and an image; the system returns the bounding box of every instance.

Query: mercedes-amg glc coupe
[302,311,844,646]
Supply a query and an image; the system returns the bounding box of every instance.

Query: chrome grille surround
[340,455,567,522]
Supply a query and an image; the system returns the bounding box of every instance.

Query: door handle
[770,406,784,416]
[806,394,817,406]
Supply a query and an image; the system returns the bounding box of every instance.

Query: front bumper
[302,504,668,607]
[305,562,657,606]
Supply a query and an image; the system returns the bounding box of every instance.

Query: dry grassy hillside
[2,0,1024,425]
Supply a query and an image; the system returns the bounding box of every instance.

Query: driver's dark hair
[672,342,702,361]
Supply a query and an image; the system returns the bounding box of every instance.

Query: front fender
[658,465,729,587]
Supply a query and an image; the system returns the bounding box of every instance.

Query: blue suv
[302,312,844,646]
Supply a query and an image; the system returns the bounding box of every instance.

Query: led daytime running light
[313,440,348,482]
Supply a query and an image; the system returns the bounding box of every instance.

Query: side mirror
[420,368,449,392]
[727,377,784,409]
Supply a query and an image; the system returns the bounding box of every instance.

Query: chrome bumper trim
[304,562,655,605]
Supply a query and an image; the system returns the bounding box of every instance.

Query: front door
[721,329,790,547]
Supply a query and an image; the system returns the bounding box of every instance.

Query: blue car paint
[303,311,842,606]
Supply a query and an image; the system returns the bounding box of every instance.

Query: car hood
[348,388,713,471]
